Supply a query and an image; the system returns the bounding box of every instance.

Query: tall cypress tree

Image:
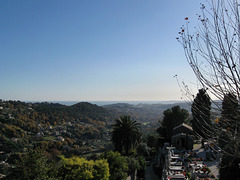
[221,93,239,132]
[219,93,240,180]
[191,89,212,139]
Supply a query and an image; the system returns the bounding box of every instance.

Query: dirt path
[145,162,160,180]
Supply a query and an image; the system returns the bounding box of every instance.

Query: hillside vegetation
[0,100,114,156]
[103,102,191,124]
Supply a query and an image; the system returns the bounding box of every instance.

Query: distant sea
[29,100,184,106]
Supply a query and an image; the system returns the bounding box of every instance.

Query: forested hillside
[103,102,191,123]
[0,99,192,179]
[0,100,191,155]
[0,100,114,157]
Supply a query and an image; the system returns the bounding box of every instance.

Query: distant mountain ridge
[33,101,112,124]
[29,101,192,124]
[27,100,186,106]
[103,102,191,124]
[3,99,192,127]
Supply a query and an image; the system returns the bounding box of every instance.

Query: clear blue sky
[0,0,201,101]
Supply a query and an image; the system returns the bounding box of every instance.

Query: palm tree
[111,115,141,155]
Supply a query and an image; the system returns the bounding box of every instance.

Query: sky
[0,0,202,102]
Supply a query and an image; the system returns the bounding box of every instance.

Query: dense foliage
[157,106,189,142]
[0,100,113,156]
[0,100,152,179]
[111,115,141,155]
[33,102,112,125]
[218,93,240,179]
[100,151,129,180]
[58,156,110,180]
[6,148,57,180]
[221,93,239,132]
[191,89,212,139]
[6,148,147,180]
[7,149,110,180]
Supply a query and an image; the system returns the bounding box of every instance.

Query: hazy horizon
[20,100,184,106]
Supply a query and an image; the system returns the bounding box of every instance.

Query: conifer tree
[158,106,189,142]
[192,89,212,139]
[221,93,239,132]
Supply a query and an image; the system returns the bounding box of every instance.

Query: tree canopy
[100,151,128,180]
[7,148,57,180]
[221,93,239,131]
[58,156,110,180]
[111,115,141,155]
[158,106,189,142]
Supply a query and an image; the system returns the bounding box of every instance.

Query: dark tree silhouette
[192,88,212,139]
[158,106,189,142]
[221,93,239,131]
[219,93,240,179]
[111,115,141,155]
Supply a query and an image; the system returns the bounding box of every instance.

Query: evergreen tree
[158,106,189,142]
[219,93,240,179]
[191,89,212,139]
[7,148,57,180]
[219,155,240,180]
[221,93,239,132]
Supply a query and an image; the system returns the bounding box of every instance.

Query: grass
[43,136,55,141]
[193,143,201,150]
